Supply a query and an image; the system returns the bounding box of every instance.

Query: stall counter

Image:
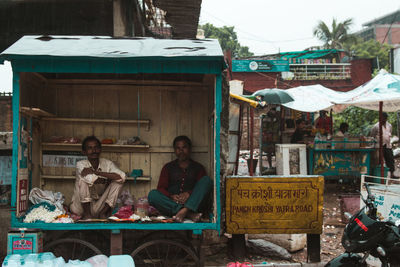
[308,146,374,179]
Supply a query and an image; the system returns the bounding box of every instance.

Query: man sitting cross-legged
[70,136,126,219]
[148,136,213,222]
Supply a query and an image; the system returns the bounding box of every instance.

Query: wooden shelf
[41,117,150,124]
[42,143,150,152]
[20,107,55,118]
[41,175,151,181]
[0,144,12,150]
[42,175,75,179]
[126,176,151,181]
[41,117,151,130]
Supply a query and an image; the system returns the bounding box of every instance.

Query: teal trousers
[148,176,213,216]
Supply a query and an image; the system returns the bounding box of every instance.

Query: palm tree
[313,18,354,49]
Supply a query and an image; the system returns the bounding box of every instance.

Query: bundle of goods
[48,136,81,144]
[23,203,63,223]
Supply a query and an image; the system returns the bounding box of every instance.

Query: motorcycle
[325,182,400,267]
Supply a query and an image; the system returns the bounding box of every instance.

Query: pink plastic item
[226,262,253,267]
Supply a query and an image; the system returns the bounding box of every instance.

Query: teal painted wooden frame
[10,56,224,233]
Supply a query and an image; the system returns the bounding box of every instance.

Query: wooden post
[232,234,246,259]
[397,111,400,142]
[234,105,243,175]
[193,232,205,266]
[110,230,123,255]
[307,234,320,262]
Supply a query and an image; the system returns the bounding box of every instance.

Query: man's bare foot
[187,211,202,222]
[81,214,93,220]
[173,207,189,222]
[99,204,111,219]
[82,202,92,220]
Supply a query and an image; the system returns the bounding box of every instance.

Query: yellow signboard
[226,176,324,234]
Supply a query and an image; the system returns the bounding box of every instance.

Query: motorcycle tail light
[377,246,386,257]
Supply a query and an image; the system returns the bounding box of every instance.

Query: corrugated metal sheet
[153,0,202,38]
[0,35,223,60]
[0,0,114,53]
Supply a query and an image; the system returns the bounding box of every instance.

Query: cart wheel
[44,238,102,261]
[131,239,200,267]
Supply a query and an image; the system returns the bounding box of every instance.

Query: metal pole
[247,107,250,150]
[259,115,264,175]
[249,108,254,176]
[379,102,384,181]
[397,111,400,140]
[330,109,333,136]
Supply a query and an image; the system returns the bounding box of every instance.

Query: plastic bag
[134,197,149,217]
[148,205,160,216]
[65,260,92,266]
[85,255,108,267]
[29,187,65,212]
[1,253,66,267]
[226,262,254,267]
[114,205,134,219]
[116,190,135,208]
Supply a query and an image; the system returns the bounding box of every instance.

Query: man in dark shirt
[148,136,213,222]
[291,118,306,144]
[315,110,332,134]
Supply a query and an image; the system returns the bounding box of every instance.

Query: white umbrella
[282,84,348,112]
[340,69,400,178]
[341,69,400,111]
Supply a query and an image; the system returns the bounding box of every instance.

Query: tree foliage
[313,18,355,49]
[332,40,393,133]
[200,23,254,58]
[333,107,398,137]
[313,19,396,136]
[349,39,392,71]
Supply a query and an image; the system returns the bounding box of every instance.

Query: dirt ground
[291,181,353,263]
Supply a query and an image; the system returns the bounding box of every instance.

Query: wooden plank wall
[19,73,45,190]
[28,78,214,205]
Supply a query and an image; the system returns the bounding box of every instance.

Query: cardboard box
[7,231,43,255]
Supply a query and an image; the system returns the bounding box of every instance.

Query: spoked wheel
[131,239,200,267]
[44,238,102,261]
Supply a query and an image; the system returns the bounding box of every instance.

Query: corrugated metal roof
[279,49,339,59]
[0,35,223,60]
[362,9,400,27]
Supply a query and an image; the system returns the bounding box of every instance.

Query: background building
[228,49,372,94]
[356,9,400,45]
[0,0,202,52]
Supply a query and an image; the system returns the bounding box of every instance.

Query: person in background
[70,136,126,219]
[291,118,306,144]
[148,135,213,222]
[370,113,396,178]
[315,110,332,134]
[336,122,349,137]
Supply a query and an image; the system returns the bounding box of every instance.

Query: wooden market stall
[0,35,226,264]
[308,139,375,179]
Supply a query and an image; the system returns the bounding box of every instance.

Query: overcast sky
[0,61,12,93]
[1,2,400,93]
[200,0,400,55]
